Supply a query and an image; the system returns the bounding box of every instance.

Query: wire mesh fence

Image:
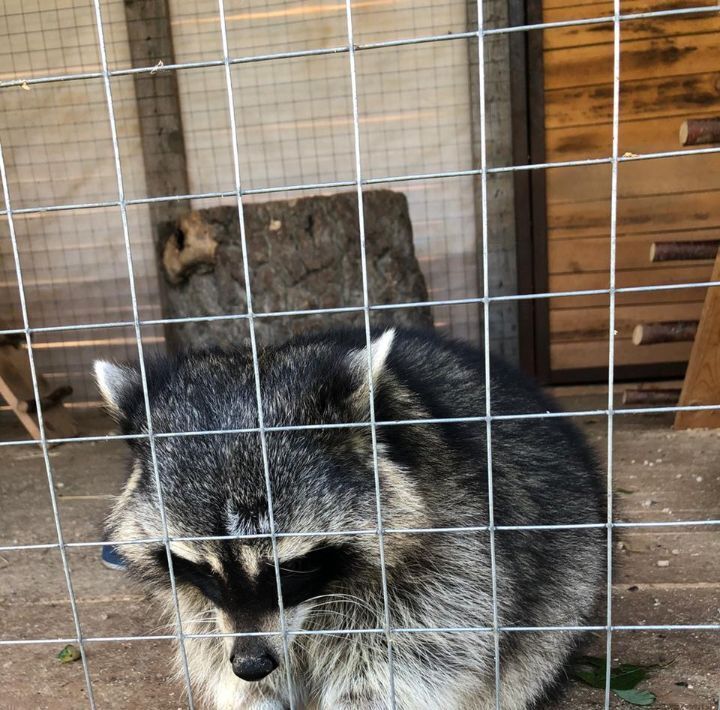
[1,0,720,709]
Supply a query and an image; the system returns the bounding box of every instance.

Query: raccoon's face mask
[150,539,362,681]
[94,330,420,680]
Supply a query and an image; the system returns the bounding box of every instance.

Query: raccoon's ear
[347,328,395,390]
[93,360,142,419]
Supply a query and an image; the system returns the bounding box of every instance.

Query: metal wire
[2,1,719,707]
[0,142,97,709]
[475,0,502,705]
[2,400,720,451]
[215,0,297,704]
[4,144,720,219]
[2,621,720,648]
[89,0,196,704]
[603,0,622,704]
[1,272,720,341]
[343,0,398,703]
[1,4,717,90]
[3,514,720,555]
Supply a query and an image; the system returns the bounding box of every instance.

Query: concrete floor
[1,396,719,709]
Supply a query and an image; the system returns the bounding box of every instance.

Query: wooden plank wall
[542,0,720,374]
[0,0,166,405]
[2,0,489,405]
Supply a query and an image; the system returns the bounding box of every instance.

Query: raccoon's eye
[279,556,319,575]
[154,550,225,606]
[270,545,353,606]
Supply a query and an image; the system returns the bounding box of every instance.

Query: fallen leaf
[614,688,656,706]
[571,655,657,705]
[57,644,81,663]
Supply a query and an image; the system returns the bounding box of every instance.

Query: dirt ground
[1,393,719,709]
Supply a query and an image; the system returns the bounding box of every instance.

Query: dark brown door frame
[509,0,551,382]
[508,0,687,385]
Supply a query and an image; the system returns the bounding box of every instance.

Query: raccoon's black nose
[230,652,278,681]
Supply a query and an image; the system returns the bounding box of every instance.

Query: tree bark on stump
[159,190,433,348]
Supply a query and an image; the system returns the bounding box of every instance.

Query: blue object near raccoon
[95,327,605,710]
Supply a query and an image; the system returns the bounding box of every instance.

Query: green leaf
[613,688,656,706]
[57,644,81,663]
[577,655,606,668]
[571,655,654,698]
[573,667,605,688]
[571,656,607,688]
[610,664,648,690]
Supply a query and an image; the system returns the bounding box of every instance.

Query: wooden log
[650,239,720,262]
[679,117,720,146]
[675,250,720,429]
[632,321,699,346]
[622,388,680,406]
[161,191,433,350]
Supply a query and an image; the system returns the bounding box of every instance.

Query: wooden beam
[467,0,520,363]
[675,251,720,429]
[0,344,77,441]
[123,0,191,351]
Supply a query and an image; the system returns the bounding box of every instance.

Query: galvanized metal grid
[1,1,720,709]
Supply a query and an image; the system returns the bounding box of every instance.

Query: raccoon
[96,327,605,710]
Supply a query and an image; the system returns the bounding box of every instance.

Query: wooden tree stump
[158,190,433,348]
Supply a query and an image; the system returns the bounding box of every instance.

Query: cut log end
[631,324,643,346]
[679,121,689,146]
[679,117,720,147]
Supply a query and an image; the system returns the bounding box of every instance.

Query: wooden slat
[547,114,720,162]
[550,301,704,342]
[543,0,717,13]
[549,264,713,292]
[546,153,720,205]
[545,72,720,129]
[549,286,707,309]
[675,253,720,428]
[549,231,720,272]
[547,190,720,239]
[545,32,720,90]
[544,10,720,51]
[551,338,692,370]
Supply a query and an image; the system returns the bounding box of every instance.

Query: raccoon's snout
[230,639,278,681]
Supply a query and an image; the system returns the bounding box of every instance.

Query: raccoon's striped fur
[96,327,605,710]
